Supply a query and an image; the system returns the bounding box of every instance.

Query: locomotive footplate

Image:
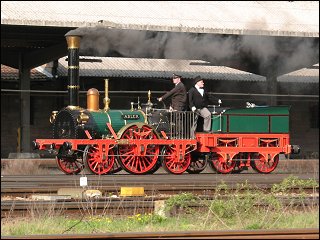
[33,138,198,156]
[33,138,198,175]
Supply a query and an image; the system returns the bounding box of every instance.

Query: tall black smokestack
[65,35,81,107]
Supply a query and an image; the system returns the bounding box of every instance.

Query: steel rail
[1,173,319,197]
[1,228,319,239]
[2,185,318,197]
[2,195,318,208]
[2,196,318,218]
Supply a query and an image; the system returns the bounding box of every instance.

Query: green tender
[89,110,146,135]
[211,106,290,133]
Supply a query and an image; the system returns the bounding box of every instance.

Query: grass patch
[2,210,318,236]
[271,175,319,193]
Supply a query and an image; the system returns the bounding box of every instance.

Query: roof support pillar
[19,53,31,153]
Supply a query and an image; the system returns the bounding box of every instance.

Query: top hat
[194,75,202,85]
[172,73,182,79]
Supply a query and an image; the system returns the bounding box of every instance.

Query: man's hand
[157,97,162,102]
[191,106,196,112]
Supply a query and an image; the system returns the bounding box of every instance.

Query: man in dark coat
[157,74,187,111]
[188,75,214,133]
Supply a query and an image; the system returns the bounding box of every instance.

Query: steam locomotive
[32,35,300,175]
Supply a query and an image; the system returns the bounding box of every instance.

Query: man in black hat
[157,73,187,111]
[188,75,214,133]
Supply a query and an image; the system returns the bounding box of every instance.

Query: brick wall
[289,101,319,159]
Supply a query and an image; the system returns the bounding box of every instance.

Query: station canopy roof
[1,1,319,37]
[1,1,319,80]
[278,63,319,83]
[3,59,319,83]
[1,64,50,80]
[56,57,266,81]
[0,57,266,82]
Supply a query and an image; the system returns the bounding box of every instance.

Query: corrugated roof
[1,64,49,80]
[56,57,266,82]
[1,1,318,37]
[3,59,318,83]
[278,63,319,83]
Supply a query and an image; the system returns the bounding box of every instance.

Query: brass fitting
[87,88,100,111]
[66,35,81,49]
[77,111,89,124]
[49,111,58,124]
[103,79,110,111]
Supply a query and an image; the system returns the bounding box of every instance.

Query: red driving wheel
[118,123,160,174]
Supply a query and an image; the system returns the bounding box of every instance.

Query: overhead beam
[23,42,67,69]
[1,50,20,68]
[2,41,68,69]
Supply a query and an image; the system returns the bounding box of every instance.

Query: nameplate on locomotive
[122,114,140,120]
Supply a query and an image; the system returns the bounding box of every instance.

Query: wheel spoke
[251,154,279,174]
[209,154,235,174]
[162,146,191,174]
[56,148,83,175]
[118,124,159,174]
[84,145,115,175]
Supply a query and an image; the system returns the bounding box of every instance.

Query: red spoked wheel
[161,145,191,174]
[117,123,160,174]
[186,153,207,174]
[56,148,84,175]
[251,153,279,174]
[231,153,249,174]
[209,153,236,174]
[84,145,115,175]
[108,158,122,174]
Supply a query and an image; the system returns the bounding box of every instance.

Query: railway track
[2,194,318,218]
[1,228,319,239]
[2,173,318,195]
[2,172,318,217]
[2,172,319,238]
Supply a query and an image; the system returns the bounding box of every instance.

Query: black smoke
[66,26,319,76]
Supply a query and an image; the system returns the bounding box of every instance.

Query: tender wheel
[251,153,279,174]
[209,153,236,174]
[231,162,245,174]
[231,153,248,174]
[56,147,84,175]
[186,153,207,174]
[161,145,191,174]
[117,123,160,174]
[84,145,115,175]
